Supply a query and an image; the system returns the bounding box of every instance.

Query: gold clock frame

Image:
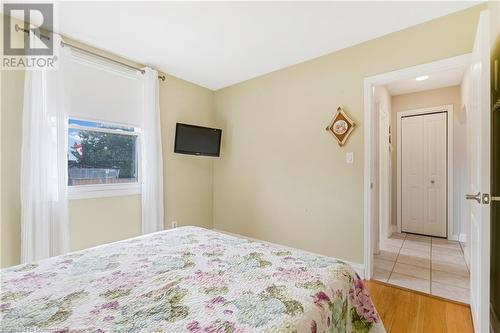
[326,106,355,146]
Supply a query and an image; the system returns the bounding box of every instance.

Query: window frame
[67,117,142,200]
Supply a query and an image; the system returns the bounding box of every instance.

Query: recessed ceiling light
[416,75,429,81]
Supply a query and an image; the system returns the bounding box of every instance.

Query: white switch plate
[346,152,354,164]
[171,221,178,228]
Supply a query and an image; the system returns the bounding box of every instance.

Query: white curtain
[20,34,70,263]
[141,68,164,234]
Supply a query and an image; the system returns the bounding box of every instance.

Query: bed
[1,227,385,333]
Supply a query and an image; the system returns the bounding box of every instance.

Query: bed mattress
[1,226,385,333]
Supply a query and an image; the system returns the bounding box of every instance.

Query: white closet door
[401,115,425,234]
[401,112,447,237]
[422,112,447,237]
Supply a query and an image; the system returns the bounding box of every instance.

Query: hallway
[373,233,470,303]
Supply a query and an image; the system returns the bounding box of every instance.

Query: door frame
[396,105,453,238]
[363,54,471,279]
[378,104,392,242]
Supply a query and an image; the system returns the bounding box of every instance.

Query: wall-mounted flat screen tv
[174,123,222,157]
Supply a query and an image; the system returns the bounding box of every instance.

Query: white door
[467,10,490,333]
[401,112,447,237]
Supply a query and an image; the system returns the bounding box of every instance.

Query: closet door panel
[423,112,447,237]
[401,116,424,234]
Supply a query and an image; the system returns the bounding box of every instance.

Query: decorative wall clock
[326,106,355,146]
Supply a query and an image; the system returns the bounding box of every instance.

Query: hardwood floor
[365,280,474,333]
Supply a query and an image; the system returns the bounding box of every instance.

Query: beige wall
[160,75,215,230]
[1,14,23,266]
[1,56,24,267]
[390,86,463,237]
[69,196,142,251]
[0,15,215,267]
[213,6,484,263]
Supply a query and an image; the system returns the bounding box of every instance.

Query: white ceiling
[48,2,479,90]
[386,66,466,96]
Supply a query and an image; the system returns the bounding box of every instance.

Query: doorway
[363,56,471,303]
[364,10,491,332]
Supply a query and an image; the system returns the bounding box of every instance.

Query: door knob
[465,192,481,203]
[430,180,435,184]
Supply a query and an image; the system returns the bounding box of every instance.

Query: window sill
[68,183,141,200]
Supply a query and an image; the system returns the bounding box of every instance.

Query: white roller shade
[66,50,143,127]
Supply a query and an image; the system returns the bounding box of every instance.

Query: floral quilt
[1,227,385,333]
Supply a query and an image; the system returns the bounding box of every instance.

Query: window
[67,118,141,199]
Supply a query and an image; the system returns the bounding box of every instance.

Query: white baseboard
[213,228,365,279]
[386,225,397,239]
[459,233,467,243]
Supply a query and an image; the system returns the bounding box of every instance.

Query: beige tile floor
[373,232,470,303]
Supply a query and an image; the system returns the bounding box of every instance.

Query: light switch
[346,152,354,164]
